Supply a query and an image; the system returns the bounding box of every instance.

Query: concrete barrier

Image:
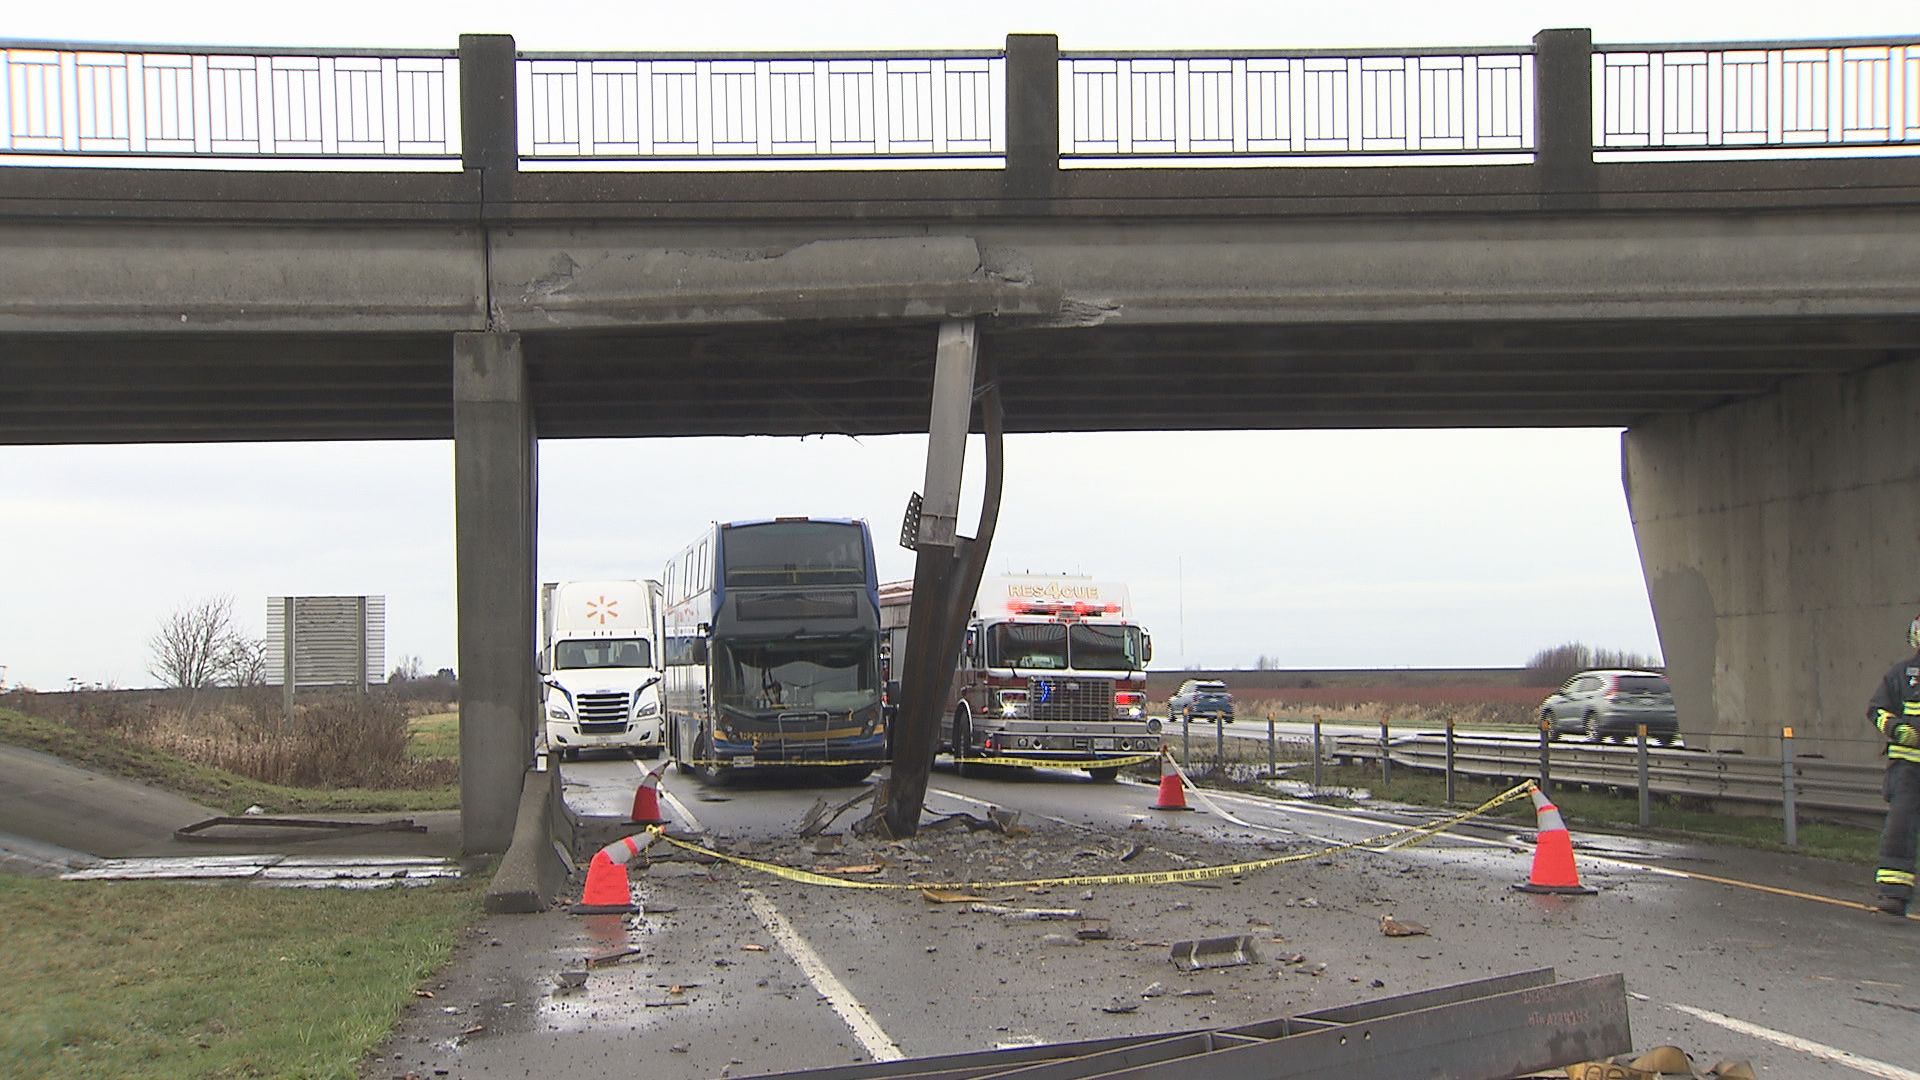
[483,766,574,914]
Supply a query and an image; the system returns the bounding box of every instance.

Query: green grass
[406,712,460,762]
[1213,762,1881,866]
[0,875,479,1080]
[0,708,457,815]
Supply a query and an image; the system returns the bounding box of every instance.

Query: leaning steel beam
[743,969,1629,1080]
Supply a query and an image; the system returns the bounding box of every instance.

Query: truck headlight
[634,701,660,718]
[998,689,1029,718]
[547,706,572,721]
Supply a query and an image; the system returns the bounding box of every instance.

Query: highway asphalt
[372,752,1919,1080]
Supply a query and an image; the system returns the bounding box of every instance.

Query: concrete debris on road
[967,903,1083,920]
[1379,914,1429,937]
[1169,934,1261,972]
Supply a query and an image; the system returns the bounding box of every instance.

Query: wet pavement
[368,754,1920,1079]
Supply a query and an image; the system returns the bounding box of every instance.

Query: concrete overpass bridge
[4,30,1919,849]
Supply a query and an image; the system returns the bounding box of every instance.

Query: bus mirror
[1143,633,1154,663]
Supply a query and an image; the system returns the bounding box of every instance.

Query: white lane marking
[926,785,1088,833]
[1667,1003,1920,1080]
[743,887,904,1063]
[633,759,706,833]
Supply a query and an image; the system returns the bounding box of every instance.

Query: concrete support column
[1624,355,1920,761]
[454,331,538,853]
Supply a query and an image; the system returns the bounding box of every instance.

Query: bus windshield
[1068,623,1144,671]
[715,637,878,713]
[989,623,1068,670]
[722,521,868,588]
[554,638,652,670]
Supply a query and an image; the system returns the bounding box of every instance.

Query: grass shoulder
[0,874,480,1080]
[0,707,456,815]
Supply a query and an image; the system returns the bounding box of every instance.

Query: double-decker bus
[880,574,1159,781]
[661,517,887,784]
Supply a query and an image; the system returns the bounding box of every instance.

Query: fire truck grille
[576,692,631,724]
[1027,676,1112,722]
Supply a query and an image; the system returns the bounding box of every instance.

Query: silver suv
[1168,679,1235,723]
[1540,669,1679,744]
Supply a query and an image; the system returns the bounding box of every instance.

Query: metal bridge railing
[515,52,1004,162]
[0,43,460,159]
[1060,49,1535,159]
[1595,39,1920,151]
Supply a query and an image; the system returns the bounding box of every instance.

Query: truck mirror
[536,654,551,676]
[1143,633,1154,663]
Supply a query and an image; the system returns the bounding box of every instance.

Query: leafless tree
[222,635,270,687]
[149,596,263,689]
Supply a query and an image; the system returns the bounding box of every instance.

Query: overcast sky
[4,0,1911,690]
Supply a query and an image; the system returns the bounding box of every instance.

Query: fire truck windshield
[988,623,1067,669]
[1067,623,1144,671]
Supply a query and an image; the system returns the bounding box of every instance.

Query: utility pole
[866,320,1004,839]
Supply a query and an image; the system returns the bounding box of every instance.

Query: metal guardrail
[0,43,459,158]
[516,53,1004,161]
[1061,49,1534,158]
[1596,40,1920,151]
[1331,732,1884,817]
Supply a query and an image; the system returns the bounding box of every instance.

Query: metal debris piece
[922,889,996,904]
[741,943,767,952]
[553,968,589,991]
[586,948,644,969]
[1119,842,1145,862]
[1100,997,1140,1014]
[459,1024,484,1036]
[1140,982,1167,998]
[1075,919,1112,941]
[816,863,884,875]
[967,903,1083,921]
[173,815,426,842]
[1169,934,1261,972]
[1380,914,1429,937]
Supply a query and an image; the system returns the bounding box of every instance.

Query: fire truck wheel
[1086,767,1120,783]
[951,709,977,778]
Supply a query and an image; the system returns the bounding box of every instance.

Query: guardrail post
[1266,714,1277,780]
[1637,723,1650,828]
[1782,726,1799,848]
[1182,709,1191,765]
[1005,33,1060,197]
[1214,713,1225,776]
[1531,27,1596,205]
[1444,719,1456,806]
[459,34,519,194]
[1379,717,1391,785]
[1312,714,1323,792]
[1538,718,1551,794]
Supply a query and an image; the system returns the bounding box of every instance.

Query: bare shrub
[132,691,456,790]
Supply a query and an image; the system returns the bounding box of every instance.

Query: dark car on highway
[1168,679,1235,723]
[1539,669,1679,744]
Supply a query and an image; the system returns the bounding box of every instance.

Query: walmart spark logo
[587,596,619,625]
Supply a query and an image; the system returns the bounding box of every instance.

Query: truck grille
[576,691,631,723]
[1027,676,1113,722]
[580,720,630,735]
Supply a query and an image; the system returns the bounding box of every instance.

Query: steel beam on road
[747,969,1629,1080]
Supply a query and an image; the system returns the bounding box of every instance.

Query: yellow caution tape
[645,781,1534,891]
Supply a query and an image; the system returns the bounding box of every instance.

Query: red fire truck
[880,574,1159,781]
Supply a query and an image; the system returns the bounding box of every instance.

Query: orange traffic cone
[1513,786,1597,895]
[572,834,652,914]
[628,766,667,826]
[1151,750,1192,811]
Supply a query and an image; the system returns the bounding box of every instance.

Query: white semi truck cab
[540,579,665,761]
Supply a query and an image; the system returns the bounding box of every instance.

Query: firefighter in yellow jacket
[1869,614,1920,916]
